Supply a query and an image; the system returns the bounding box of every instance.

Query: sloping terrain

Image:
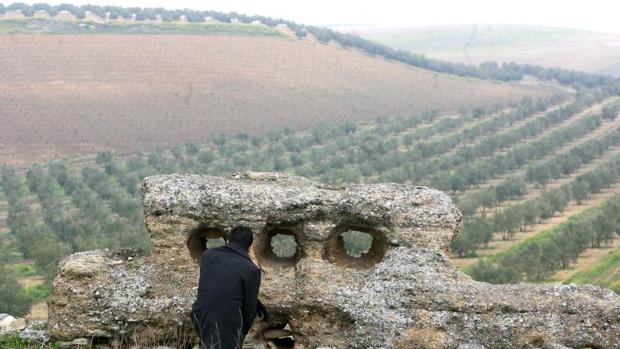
[344,24,620,77]
[567,248,620,293]
[3,91,620,322]
[0,26,556,165]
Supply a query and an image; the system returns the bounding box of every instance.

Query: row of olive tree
[416,93,604,186]
[457,125,620,216]
[432,104,604,193]
[467,191,620,283]
[0,167,35,316]
[452,154,620,258]
[0,94,603,294]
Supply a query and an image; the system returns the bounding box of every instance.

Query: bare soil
[25,302,48,321]
[0,34,556,166]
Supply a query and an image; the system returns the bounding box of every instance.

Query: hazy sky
[9,0,620,34]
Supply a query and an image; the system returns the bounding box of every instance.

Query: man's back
[191,242,261,349]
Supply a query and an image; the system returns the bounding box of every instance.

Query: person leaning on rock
[191,226,268,349]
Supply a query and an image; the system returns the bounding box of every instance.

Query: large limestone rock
[48,172,620,348]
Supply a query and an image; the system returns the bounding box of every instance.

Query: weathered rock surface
[0,314,28,333]
[0,314,16,331]
[19,320,50,343]
[0,314,49,344]
[48,172,620,348]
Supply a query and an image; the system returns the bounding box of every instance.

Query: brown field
[0,34,556,165]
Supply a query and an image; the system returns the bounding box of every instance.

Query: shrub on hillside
[602,104,619,120]
[0,265,33,317]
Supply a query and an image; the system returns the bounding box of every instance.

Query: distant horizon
[330,23,620,36]
[3,0,620,34]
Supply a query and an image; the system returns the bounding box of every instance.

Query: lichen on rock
[47,172,620,348]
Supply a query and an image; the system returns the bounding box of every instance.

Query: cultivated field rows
[461,97,620,193]
[357,101,559,183]
[448,97,619,216]
[416,95,607,194]
[427,100,574,159]
[491,145,620,210]
[464,131,620,218]
[549,237,620,282]
[438,95,620,274]
[2,91,619,319]
[453,180,620,268]
[451,97,612,166]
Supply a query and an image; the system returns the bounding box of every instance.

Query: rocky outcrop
[0,314,26,333]
[0,314,49,344]
[48,172,620,348]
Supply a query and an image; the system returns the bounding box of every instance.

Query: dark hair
[228,226,254,250]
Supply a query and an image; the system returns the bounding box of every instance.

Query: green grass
[0,333,61,349]
[24,283,51,301]
[0,18,284,36]
[9,263,37,277]
[566,247,620,293]
[0,334,31,349]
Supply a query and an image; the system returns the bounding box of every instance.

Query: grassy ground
[0,333,63,349]
[0,334,42,349]
[566,247,620,293]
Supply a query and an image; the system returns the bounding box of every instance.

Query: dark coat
[191,243,262,349]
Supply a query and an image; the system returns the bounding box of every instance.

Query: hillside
[342,24,620,77]
[0,18,560,166]
[567,248,620,292]
[3,4,620,328]
[3,90,620,321]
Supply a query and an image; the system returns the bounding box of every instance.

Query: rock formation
[48,172,620,348]
[0,314,49,343]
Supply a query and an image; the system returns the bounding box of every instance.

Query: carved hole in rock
[271,234,297,258]
[255,227,300,267]
[327,226,386,268]
[186,228,227,262]
[207,237,226,249]
[341,230,373,257]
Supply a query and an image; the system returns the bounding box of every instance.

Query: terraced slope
[552,238,620,282]
[0,29,556,166]
[3,92,620,321]
[455,180,620,269]
[465,191,620,284]
[566,247,620,293]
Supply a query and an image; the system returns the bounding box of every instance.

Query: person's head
[228,226,254,252]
